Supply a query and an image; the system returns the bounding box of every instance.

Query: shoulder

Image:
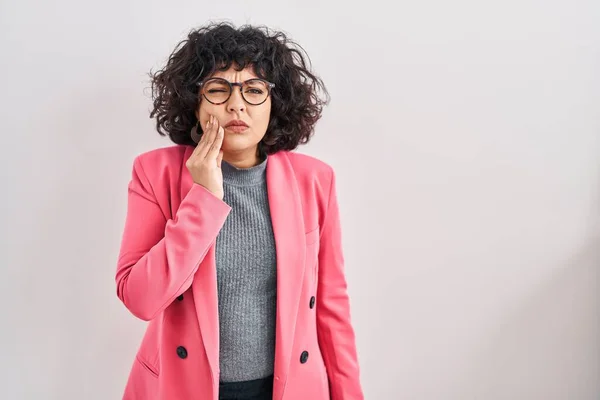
[281,150,334,182]
[134,144,188,168]
[128,145,189,195]
[277,151,337,209]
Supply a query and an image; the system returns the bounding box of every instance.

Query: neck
[222,146,263,169]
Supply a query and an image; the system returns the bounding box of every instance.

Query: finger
[196,116,218,160]
[190,118,211,158]
[206,123,224,161]
[201,115,220,158]
[216,149,224,168]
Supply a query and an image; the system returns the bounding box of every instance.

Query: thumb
[216,150,224,168]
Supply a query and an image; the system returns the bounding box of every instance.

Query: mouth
[224,125,249,133]
[224,119,248,127]
[224,120,249,133]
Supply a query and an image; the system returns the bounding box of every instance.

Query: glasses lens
[203,79,231,103]
[202,78,270,104]
[242,79,269,105]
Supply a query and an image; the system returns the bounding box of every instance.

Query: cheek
[260,113,271,127]
[197,103,221,126]
[253,112,270,137]
[257,105,272,127]
[197,102,210,119]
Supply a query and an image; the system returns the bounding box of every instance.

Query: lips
[224,120,249,128]
[225,125,249,133]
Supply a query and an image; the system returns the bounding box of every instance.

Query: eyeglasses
[197,77,275,105]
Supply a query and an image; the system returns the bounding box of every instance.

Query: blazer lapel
[267,152,307,387]
[180,145,220,383]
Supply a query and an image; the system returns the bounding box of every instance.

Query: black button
[309,296,315,309]
[177,294,184,301]
[300,351,309,364]
[177,346,188,359]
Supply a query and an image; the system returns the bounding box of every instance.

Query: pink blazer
[115,145,363,400]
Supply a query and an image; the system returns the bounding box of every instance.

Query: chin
[222,137,257,153]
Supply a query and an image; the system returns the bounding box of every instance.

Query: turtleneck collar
[220,154,268,186]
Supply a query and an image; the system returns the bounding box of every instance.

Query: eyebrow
[210,78,262,83]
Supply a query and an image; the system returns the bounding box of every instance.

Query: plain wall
[1,0,599,398]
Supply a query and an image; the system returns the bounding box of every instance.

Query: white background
[1,0,599,398]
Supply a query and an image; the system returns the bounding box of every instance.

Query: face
[195,66,272,159]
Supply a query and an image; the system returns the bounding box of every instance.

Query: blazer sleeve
[115,155,231,321]
[316,168,364,400]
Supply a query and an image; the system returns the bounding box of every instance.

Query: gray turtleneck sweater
[215,154,277,383]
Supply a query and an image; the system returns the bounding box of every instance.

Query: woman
[115,22,363,400]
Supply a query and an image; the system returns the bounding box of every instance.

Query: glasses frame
[196,77,276,106]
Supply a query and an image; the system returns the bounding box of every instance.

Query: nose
[227,86,246,112]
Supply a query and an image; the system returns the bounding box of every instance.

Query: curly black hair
[148,21,330,153]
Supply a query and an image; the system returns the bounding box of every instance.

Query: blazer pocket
[136,355,159,378]
[305,227,320,246]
